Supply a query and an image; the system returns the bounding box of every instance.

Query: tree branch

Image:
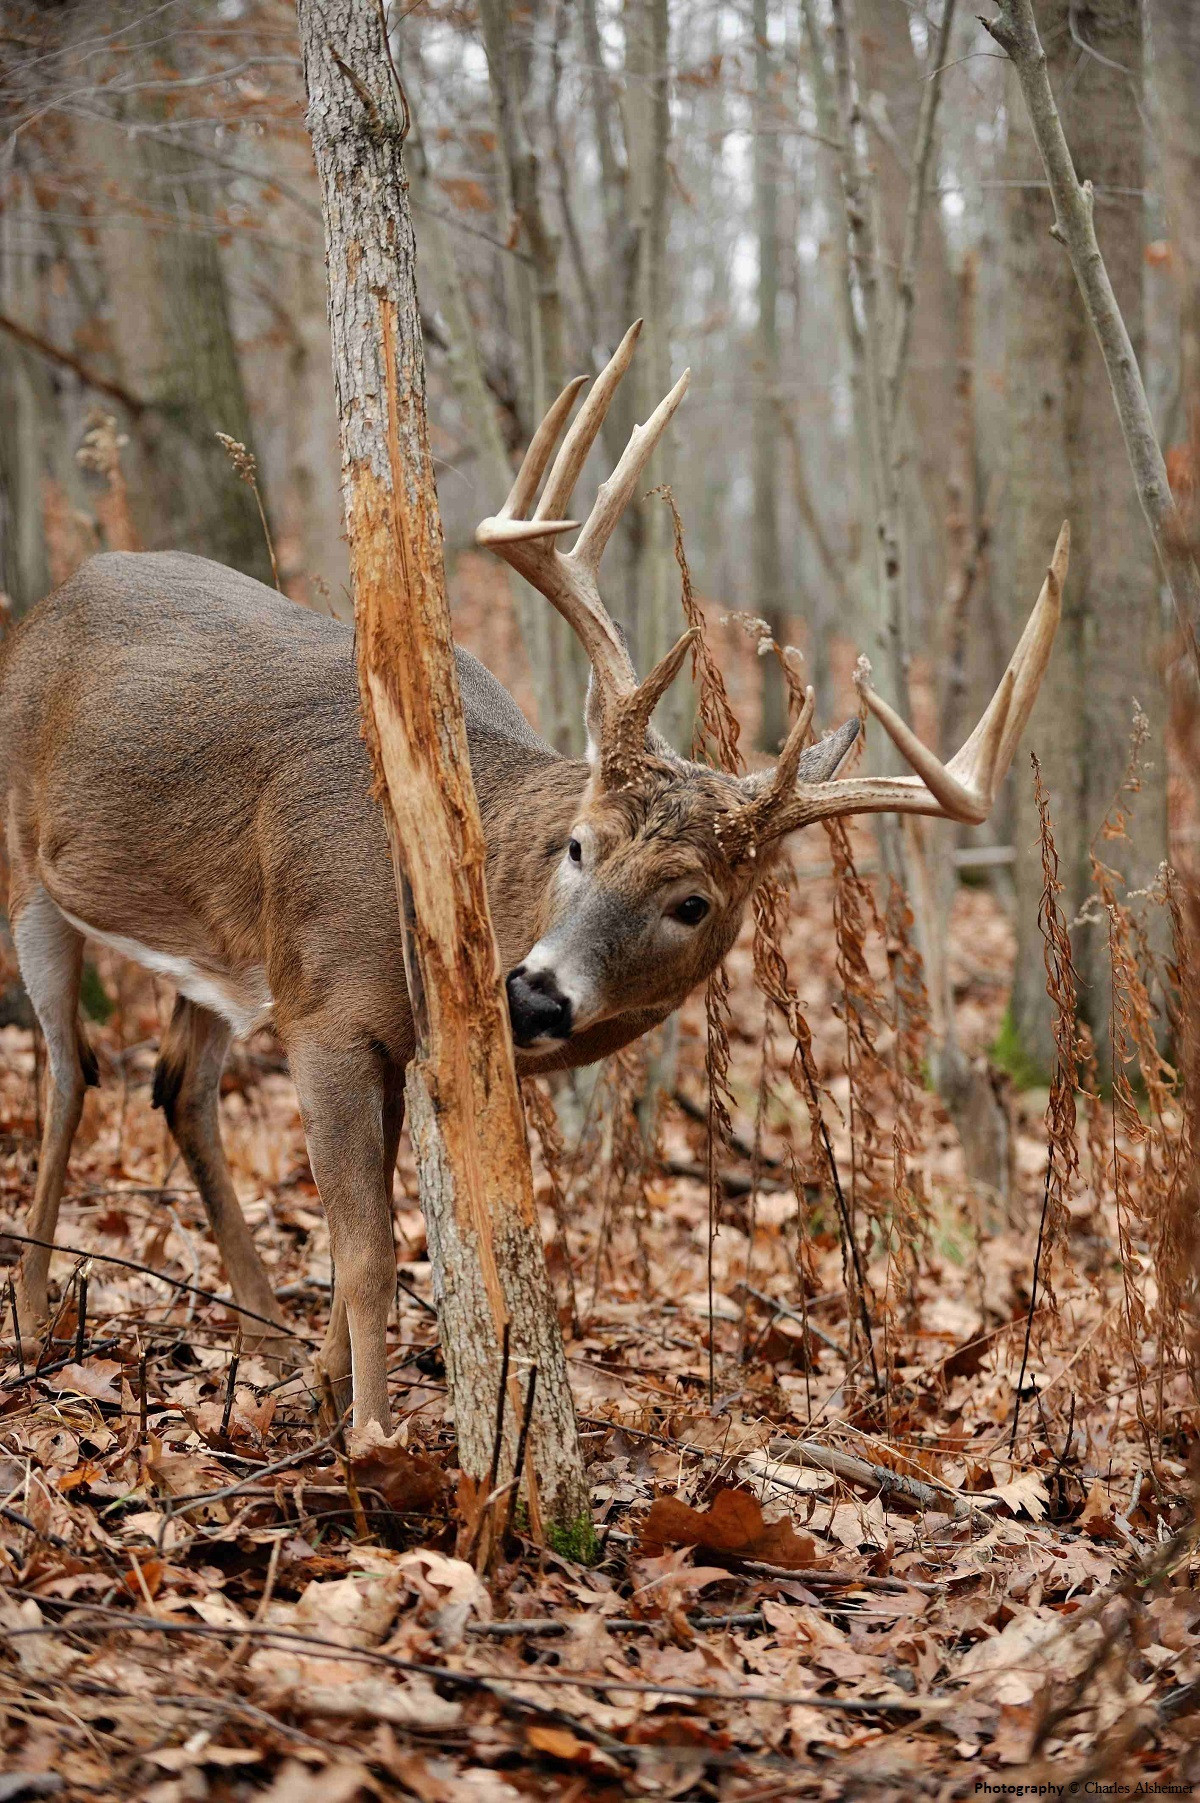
[0,311,147,415]
[885,0,956,428]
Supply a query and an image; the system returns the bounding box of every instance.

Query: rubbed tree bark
[1000,0,1166,1075]
[752,0,787,753]
[297,0,591,1552]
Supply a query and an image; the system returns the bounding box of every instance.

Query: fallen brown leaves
[1,705,1198,1796]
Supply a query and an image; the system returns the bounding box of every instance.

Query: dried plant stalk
[1163,870,1200,1407]
[216,432,280,590]
[660,487,739,1403]
[1011,753,1081,1450]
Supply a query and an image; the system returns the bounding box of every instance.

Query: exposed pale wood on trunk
[296,0,590,1544]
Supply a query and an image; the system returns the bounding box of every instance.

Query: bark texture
[297,0,590,1543]
[986,0,1200,683]
[1001,0,1166,1072]
[1148,0,1200,545]
[87,26,273,585]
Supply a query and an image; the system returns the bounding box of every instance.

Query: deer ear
[733,716,860,816]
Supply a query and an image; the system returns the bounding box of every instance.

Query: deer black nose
[506,966,573,1047]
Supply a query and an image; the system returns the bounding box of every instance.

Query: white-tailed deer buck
[0,322,1067,1429]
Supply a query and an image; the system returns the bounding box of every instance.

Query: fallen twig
[758,1438,993,1520]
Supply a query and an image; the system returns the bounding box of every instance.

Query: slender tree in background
[296,0,590,1549]
[1000,0,1165,1074]
[477,0,587,752]
[623,0,677,739]
[86,11,273,584]
[752,0,787,752]
[1146,2,1200,546]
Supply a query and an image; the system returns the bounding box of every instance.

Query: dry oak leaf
[1078,1481,1123,1542]
[42,1359,122,1403]
[976,1468,1049,1522]
[524,1725,621,1772]
[257,1758,378,1803]
[639,1484,819,1568]
[340,1423,448,1516]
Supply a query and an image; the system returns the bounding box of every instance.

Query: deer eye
[672,895,710,927]
[567,837,583,865]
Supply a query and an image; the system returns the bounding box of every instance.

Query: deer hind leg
[153,997,294,1355]
[316,1077,405,1421]
[11,886,97,1335]
[291,1042,396,1430]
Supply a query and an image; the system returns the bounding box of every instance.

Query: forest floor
[1,581,1198,1801]
[1,839,1197,1802]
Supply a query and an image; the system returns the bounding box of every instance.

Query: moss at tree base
[546,1514,600,1565]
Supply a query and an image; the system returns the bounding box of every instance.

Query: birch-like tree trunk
[297,0,591,1552]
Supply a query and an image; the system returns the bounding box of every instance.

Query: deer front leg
[289,1042,397,1431]
[315,1079,406,1420]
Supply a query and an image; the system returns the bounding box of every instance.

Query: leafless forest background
[1,0,1200,1797]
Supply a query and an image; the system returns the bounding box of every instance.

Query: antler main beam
[756,522,1069,840]
[476,320,691,712]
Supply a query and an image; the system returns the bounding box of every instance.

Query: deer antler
[476,320,692,773]
[742,521,1069,844]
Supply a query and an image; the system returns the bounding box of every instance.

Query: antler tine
[981,518,1069,779]
[854,663,1012,823]
[534,319,644,523]
[501,373,590,523]
[771,685,817,794]
[744,524,1069,844]
[849,519,1068,824]
[571,368,692,577]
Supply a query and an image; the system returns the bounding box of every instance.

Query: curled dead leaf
[639,1485,819,1568]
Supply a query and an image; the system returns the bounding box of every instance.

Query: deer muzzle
[506,965,574,1047]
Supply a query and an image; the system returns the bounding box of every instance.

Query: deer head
[478,322,1067,1050]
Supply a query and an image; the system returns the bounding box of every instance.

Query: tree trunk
[477,0,588,754]
[622,0,678,742]
[86,20,274,586]
[1147,0,1200,546]
[1004,0,1166,1075]
[854,0,959,612]
[297,0,591,1552]
[752,0,787,752]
